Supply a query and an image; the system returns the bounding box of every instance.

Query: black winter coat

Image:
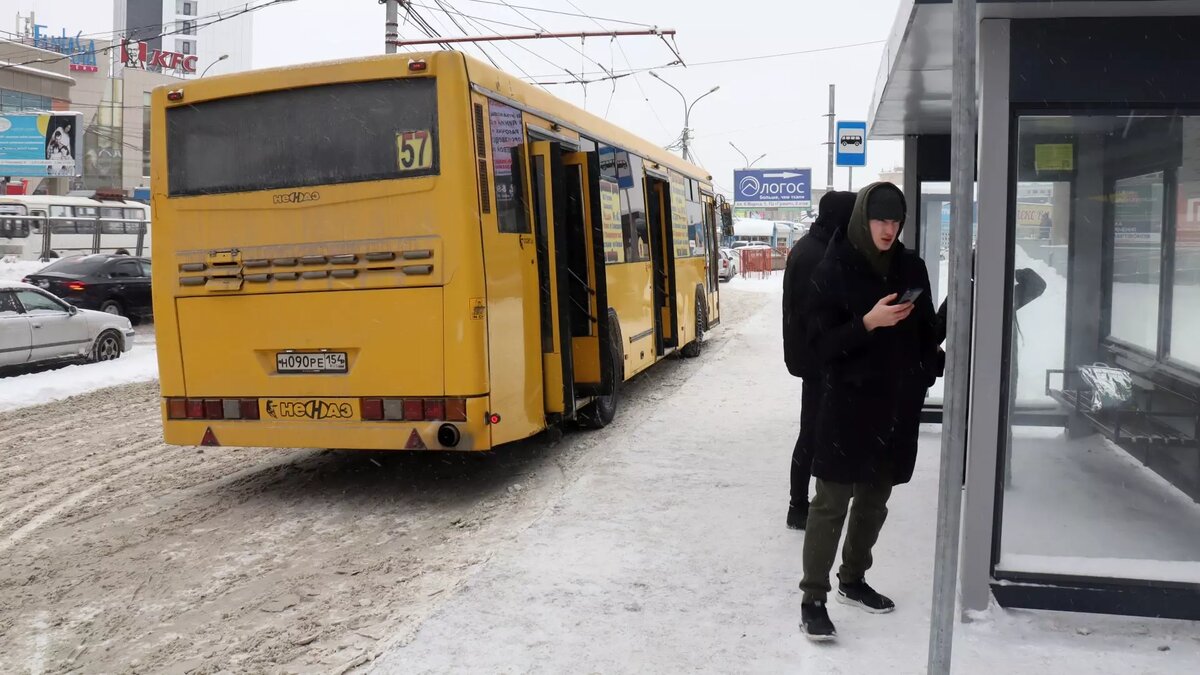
[805,230,939,486]
[783,225,836,379]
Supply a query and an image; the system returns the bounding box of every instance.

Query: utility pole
[384,0,399,54]
[928,0,978,673]
[825,84,836,191]
[649,71,718,163]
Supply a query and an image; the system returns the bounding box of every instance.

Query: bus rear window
[167,78,438,196]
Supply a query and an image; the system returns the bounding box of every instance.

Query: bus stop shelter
[871,0,1200,620]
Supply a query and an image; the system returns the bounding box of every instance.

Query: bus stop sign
[733,168,812,208]
[836,121,868,167]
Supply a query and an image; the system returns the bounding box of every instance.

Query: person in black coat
[782,190,858,530]
[798,182,940,642]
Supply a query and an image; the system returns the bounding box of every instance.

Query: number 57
[397,130,432,171]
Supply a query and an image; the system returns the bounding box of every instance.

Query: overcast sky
[3,0,905,197]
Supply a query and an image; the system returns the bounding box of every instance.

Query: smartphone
[893,287,923,305]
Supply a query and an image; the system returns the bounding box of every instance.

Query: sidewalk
[373,286,1200,674]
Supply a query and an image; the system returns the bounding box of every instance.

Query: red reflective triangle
[200,427,220,447]
[405,429,427,450]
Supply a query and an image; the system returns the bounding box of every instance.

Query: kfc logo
[121,39,198,74]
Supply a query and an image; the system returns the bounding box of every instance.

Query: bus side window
[101,207,127,234]
[488,100,530,234]
[75,206,98,235]
[49,205,75,234]
[126,208,148,234]
[619,153,648,262]
[31,210,45,234]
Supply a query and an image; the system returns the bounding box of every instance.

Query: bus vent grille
[473,103,487,159]
[478,159,491,214]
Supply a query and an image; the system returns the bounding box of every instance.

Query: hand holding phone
[893,287,923,305]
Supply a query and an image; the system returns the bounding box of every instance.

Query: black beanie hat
[866,185,906,222]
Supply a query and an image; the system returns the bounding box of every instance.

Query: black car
[22,254,153,324]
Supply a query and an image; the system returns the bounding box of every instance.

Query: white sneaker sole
[836,591,896,614]
[801,628,837,643]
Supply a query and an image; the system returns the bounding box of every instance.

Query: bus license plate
[276,352,347,374]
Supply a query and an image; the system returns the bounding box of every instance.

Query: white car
[0,280,136,368]
[718,248,739,281]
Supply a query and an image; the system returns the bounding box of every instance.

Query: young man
[798,182,940,641]
[782,191,858,529]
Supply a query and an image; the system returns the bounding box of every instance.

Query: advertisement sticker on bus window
[669,171,690,258]
[599,179,624,264]
[488,101,527,233]
[396,130,434,171]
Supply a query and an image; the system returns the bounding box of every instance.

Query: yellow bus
[151,51,721,452]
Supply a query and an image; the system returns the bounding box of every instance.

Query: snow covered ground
[372,285,1200,674]
[0,260,45,283]
[999,426,1200,581]
[0,331,158,413]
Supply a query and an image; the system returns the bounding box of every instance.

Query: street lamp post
[729,142,766,168]
[200,54,229,78]
[650,71,719,163]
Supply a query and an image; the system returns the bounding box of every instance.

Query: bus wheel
[579,312,622,429]
[681,291,705,358]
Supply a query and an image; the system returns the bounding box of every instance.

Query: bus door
[528,141,575,418]
[644,173,678,355]
[560,151,608,398]
[703,194,720,322]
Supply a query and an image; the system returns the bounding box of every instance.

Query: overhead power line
[525,39,888,82]
[455,0,655,28]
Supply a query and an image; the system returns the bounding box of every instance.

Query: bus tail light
[445,399,468,422]
[403,399,424,421]
[408,60,427,72]
[361,398,384,421]
[204,399,224,420]
[240,399,260,420]
[357,398,470,422]
[423,399,445,421]
[167,398,260,420]
[185,399,204,419]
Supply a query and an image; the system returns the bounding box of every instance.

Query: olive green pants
[800,478,893,603]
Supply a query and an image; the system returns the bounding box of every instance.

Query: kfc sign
[121,39,198,74]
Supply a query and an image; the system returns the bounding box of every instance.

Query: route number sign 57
[397,130,433,171]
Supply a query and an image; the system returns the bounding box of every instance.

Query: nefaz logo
[272,191,320,205]
[265,399,352,420]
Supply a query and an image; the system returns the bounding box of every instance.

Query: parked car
[0,280,135,368]
[21,253,153,324]
[718,248,739,281]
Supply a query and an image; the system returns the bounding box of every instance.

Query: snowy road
[0,286,770,674]
[3,280,1197,674]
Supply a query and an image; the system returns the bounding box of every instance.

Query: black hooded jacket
[783,191,857,378]
[804,182,940,486]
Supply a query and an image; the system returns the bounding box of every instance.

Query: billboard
[733,168,811,208]
[0,112,84,178]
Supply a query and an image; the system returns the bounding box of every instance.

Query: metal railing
[0,214,150,260]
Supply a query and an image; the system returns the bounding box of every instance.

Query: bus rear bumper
[161,398,493,451]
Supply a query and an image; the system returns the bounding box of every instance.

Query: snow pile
[0,260,47,283]
[729,269,784,294]
[0,338,158,413]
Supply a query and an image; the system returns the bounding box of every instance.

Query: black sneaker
[800,601,837,642]
[786,502,808,530]
[836,578,895,614]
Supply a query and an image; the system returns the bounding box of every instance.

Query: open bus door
[560,151,606,396]
[528,141,571,418]
[529,141,615,424]
[644,171,678,355]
